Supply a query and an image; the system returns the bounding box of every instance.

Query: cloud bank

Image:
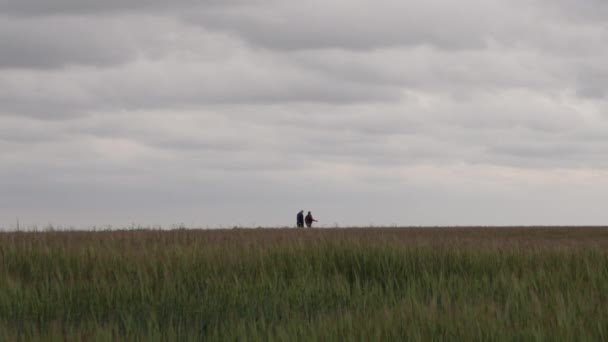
[1,0,608,228]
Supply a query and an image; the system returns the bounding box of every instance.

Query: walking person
[296,210,304,228]
[305,211,317,228]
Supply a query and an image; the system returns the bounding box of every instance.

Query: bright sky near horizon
[2,0,608,229]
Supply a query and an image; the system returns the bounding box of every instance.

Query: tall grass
[1,228,607,340]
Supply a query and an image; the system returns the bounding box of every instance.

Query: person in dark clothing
[296,210,304,228]
[305,211,317,228]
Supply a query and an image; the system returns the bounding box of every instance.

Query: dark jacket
[305,213,315,225]
[297,211,304,227]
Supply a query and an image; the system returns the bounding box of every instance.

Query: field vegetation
[1,227,608,340]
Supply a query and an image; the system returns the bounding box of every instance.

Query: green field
[1,227,608,340]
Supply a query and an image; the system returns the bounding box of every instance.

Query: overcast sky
[1,0,608,229]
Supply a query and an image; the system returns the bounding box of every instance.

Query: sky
[1,0,608,229]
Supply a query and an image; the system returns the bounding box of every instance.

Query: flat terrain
[1,227,608,340]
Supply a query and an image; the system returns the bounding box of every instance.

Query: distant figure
[305,211,317,228]
[297,210,304,228]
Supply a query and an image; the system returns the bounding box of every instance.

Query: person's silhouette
[296,210,304,228]
[305,211,317,228]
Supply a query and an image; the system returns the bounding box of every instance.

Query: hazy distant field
[1,227,608,340]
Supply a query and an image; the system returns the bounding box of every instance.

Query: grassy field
[1,227,608,340]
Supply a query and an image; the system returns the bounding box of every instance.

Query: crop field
[1,227,608,340]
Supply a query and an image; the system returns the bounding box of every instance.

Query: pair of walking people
[297,210,317,228]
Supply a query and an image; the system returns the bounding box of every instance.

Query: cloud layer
[1,0,608,228]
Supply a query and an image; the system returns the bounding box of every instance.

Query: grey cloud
[0,52,401,119]
[0,68,94,120]
[63,121,247,153]
[88,57,401,108]
[0,17,138,69]
[576,67,608,99]
[145,138,246,152]
[185,0,502,51]
[0,116,70,144]
[540,0,608,22]
[290,48,568,93]
[488,142,592,160]
[0,0,253,16]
